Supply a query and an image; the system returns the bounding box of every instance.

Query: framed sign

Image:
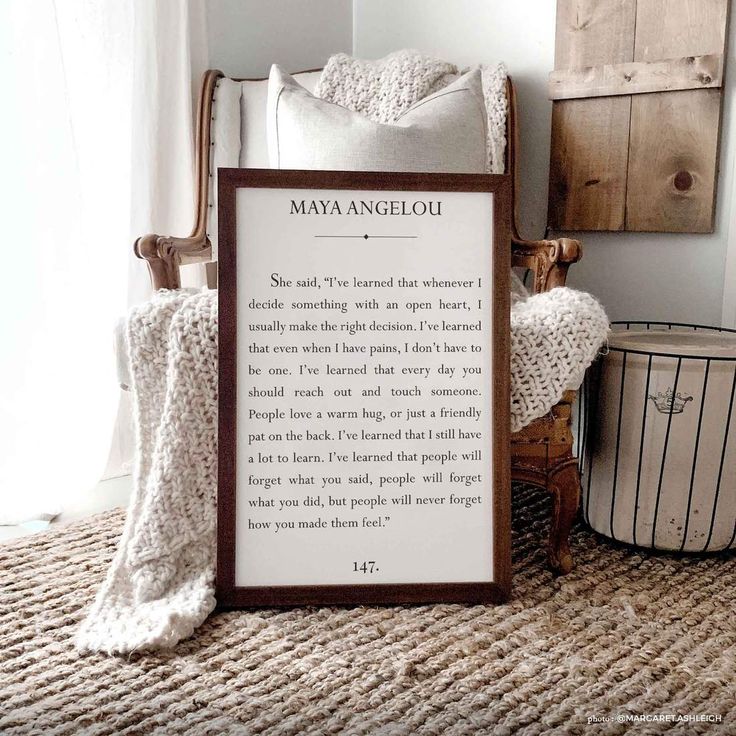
[217,169,511,607]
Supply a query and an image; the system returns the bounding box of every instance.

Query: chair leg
[547,462,580,575]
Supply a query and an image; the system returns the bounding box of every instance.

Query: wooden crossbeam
[549,54,723,101]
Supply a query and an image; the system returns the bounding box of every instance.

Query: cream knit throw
[78,285,606,653]
[511,287,609,427]
[315,50,508,174]
[76,290,218,653]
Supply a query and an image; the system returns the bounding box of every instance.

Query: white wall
[206,0,352,78]
[354,0,736,326]
[722,139,736,328]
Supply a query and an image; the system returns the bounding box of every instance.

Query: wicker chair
[135,68,583,574]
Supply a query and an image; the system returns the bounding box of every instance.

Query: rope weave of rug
[1,485,735,736]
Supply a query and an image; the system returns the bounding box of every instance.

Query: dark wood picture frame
[217,168,511,607]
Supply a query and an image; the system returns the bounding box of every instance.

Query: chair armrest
[511,236,582,294]
[134,233,212,290]
[134,69,223,291]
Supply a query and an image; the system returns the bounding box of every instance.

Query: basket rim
[608,322,736,360]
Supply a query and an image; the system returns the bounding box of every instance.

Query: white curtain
[128,0,209,305]
[0,0,207,524]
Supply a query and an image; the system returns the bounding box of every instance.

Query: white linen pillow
[267,65,487,173]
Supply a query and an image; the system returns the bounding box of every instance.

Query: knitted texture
[75,289,217,653]
[475,61,508,175]
[314,50,457,124]
[4,485,736,734]
[510,288,609,432]
[315,50,508,174]
[77,286,606,653]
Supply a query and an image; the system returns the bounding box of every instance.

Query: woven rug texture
[1,484,735,736]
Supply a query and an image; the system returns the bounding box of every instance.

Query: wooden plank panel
[626,89,721,232]
[633,0,728,60]
[549,96,631,230]
[626,0,728,231]
[549,53,723,100]
[555,0,637,67]
[550,0,636,230]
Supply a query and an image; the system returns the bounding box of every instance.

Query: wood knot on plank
[571,13,591,32]
[674,170,694,191]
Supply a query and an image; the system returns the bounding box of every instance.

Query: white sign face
[232,185,496,588]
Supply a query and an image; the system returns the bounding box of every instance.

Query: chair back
[192,67,521,273]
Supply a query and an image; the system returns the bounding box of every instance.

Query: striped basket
[577,322,736,552]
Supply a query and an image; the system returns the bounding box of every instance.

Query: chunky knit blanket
[78,52,609,653]
[78,287,607,654]
[77,290,218,653]
[315,50,508,174]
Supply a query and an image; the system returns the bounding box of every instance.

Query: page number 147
[353,561,378,574]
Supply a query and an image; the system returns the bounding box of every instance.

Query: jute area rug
[1,485,735,736]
